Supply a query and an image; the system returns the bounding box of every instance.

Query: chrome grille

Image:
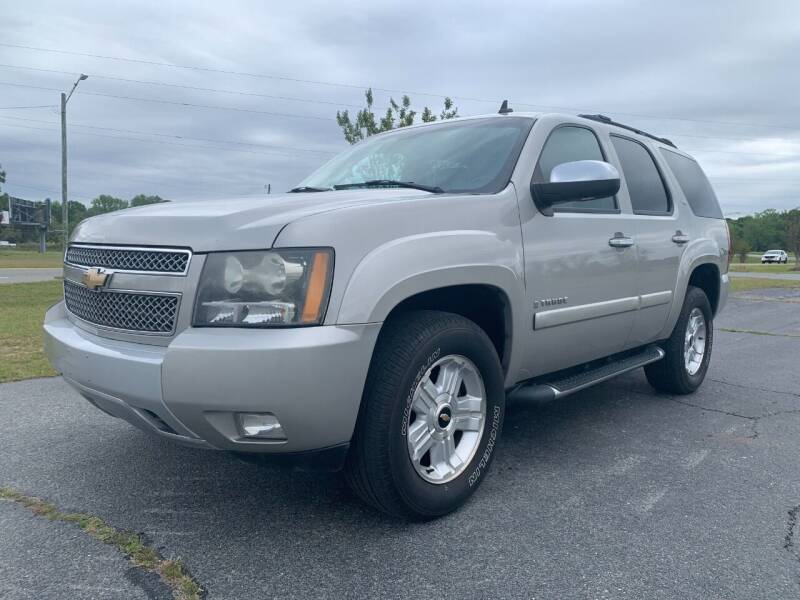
[64,280,179,334]
[66,245,190,274]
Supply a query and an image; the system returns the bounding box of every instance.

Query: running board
[509,345,665,404]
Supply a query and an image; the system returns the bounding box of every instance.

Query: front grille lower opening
[63,280,179,334]
[137,409,179,435]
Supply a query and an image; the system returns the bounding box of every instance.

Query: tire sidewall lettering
[468,404,501,487]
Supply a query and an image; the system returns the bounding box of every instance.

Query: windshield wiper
[332,180,444,194]
[288,186,333,193]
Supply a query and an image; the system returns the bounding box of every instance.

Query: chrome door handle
[671,233,690,244]
[608,235,635,248]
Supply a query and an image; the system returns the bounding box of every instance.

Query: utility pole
[61,74,88,250]
[61,92,67,249]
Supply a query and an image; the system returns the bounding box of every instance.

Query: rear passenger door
[609,135,687,347]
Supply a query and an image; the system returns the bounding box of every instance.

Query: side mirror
[531,160,620,209]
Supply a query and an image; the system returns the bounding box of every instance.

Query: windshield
[298,117,534,195]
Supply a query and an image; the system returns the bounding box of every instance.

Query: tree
[87,195,128,217]
[336,88,458,144]
[130,194,168,207]
[786,209,800,269]
[730,229,751,263]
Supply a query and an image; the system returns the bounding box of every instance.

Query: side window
[610,136,670,214]
[535,126,617,211]
[660,149,723,219]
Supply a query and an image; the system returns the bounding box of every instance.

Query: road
[729,270,800,281]
[0,268,62,284]
[1,289,799,599]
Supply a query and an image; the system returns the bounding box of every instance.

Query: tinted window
[611,136,670,214]
[535,126,616,211]
[661,149,723,219]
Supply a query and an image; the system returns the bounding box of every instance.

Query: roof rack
[577,114,677,148]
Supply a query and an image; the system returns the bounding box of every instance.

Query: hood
[70,189,428,252]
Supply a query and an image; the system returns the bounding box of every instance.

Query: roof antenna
[498,100,513,115]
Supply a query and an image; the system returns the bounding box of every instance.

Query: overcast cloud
[1,0,799,216]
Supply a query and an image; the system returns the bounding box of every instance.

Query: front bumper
[44,302,381,454]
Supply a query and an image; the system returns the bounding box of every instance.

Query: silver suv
[44,110,730,519]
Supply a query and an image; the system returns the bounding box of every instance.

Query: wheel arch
[687,262,721,315]
[658,251,725,341]
[383,283,514,374]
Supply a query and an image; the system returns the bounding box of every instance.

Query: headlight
[193,248,333,327]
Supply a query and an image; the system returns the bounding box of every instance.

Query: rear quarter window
[661,149,723,219]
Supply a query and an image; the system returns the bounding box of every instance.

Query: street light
[61,73,88,249]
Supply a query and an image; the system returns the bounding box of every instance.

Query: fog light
[237,413,286,440]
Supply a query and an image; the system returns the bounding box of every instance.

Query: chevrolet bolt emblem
[82,267,110,290]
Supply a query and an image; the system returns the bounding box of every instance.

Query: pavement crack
[664,396,755,421]
[0,486,204,600]
[660,396,759,438]
[662,394,800,440]
[719,327,800,338]
[709,378,800,400]
[785,506,800,568]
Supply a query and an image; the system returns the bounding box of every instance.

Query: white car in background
[761,250,788,264]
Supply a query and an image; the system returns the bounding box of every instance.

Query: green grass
[0,486,203,600]
[0,248,63,268]
[730,277,800,293]
[0,281,62,382]
[730,262,798,273]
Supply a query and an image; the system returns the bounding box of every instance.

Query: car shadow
[62,369,661,532]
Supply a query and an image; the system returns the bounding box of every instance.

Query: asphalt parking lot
[1,288,799,599]
[0,268,62,284]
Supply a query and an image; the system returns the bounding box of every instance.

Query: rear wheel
[645,286,713,395]
[345,310,505,520]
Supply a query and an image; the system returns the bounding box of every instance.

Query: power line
[0,80,333,121]
[3,77,798,149]
[5,181,88,201]
[0,121,332,160]
[0,63,365,109]
[0,115,336,155]
[5,63,799,146]
[1,42,797,132]
[0,41,431,95]
[0,104,55,110]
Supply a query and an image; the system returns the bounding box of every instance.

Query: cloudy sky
[1,0,798,216]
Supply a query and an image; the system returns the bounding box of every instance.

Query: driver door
[518,123,639,377]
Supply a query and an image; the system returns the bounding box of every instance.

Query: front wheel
[645,286,713,395]
[345,310,505,520]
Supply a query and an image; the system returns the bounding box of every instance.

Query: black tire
[645,286,713,395]
[345,310,505,520]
